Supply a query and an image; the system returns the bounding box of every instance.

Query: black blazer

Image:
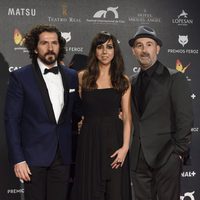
[130,61,193,169]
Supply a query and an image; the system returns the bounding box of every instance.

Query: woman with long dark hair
[71,31,132,200]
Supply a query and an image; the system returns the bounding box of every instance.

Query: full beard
[39,52,58,66]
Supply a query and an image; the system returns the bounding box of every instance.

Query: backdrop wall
[0,0,199,200]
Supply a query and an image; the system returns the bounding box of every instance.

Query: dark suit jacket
[130,61,193,169]
[4,62,81,166]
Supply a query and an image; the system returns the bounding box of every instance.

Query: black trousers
[24,149,70,200]
[131,148,182,200]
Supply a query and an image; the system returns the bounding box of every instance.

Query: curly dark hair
[82,31,129,95]
[24,24,66,62]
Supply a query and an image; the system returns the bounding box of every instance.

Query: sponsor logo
[86,6,125,24]
[63,32,84,53]
[175,59,191,81]
[61,32,71,43]
[128,9,161,24]
[132,66,140,73]
[178,10,188,18]
[178,35,188,47]
[191,94,196,99]
[13,28,28,53]
[14,28,25,46]
[181,171,196,177]
[172,10,193,26]
[48,3,81,23]
[180,191,195,200]
[176,59,190,73]
[66,46,84,52]
[62,3,68,16]
[191,127,199,132]
[93,6,119,19]
[168,49,198,54]
[8,8,36,16]
[48,16,81,23]
[7,189,24,194]
[9,66,22,72]
[168,35,199,55]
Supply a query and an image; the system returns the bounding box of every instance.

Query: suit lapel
[58,65,69,124]
[142,79,164,118]
[141,64,169,119]
[32,62,56,123]
[131,74,140,116]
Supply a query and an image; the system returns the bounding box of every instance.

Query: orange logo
[176,59,190,73]
[14,28,25,46]
[62,4,68,16]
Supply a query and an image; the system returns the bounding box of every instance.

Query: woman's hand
[110,146,129,169]
[78,116,84,134]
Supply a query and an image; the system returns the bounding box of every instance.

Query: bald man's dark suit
[130,61,193,200]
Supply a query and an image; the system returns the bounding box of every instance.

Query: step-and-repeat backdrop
[0,0,199,199]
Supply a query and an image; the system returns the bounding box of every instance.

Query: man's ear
[131,47,136,56]
[157,45,160,55]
